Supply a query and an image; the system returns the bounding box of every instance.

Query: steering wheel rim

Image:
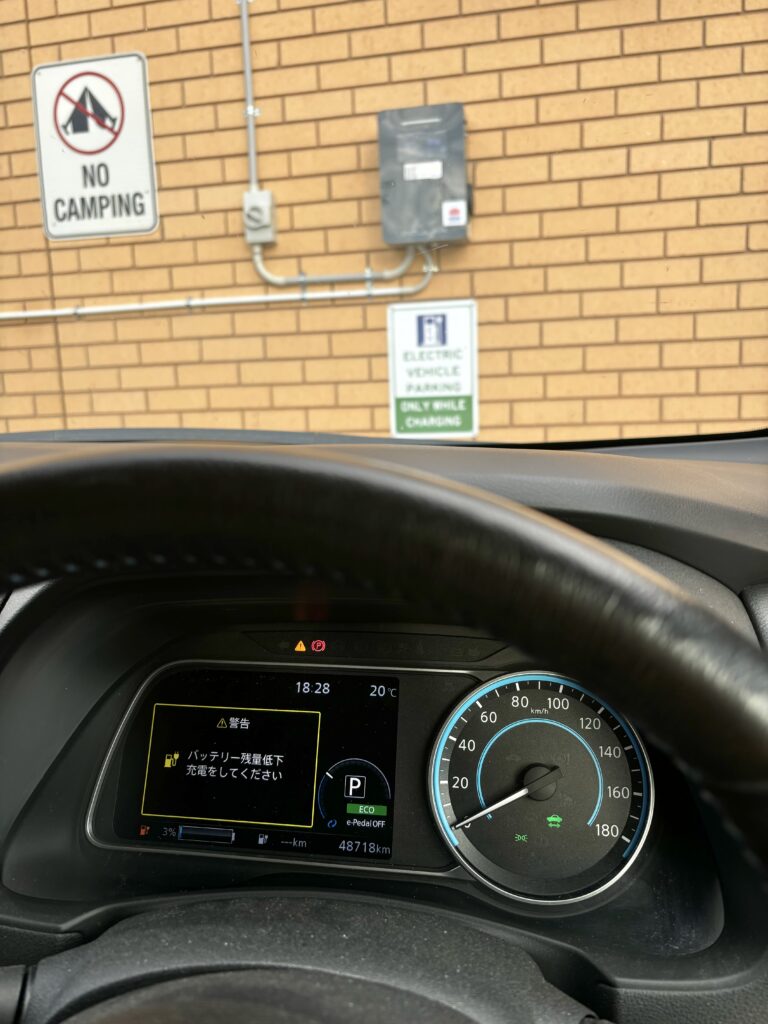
[2,442,768,868]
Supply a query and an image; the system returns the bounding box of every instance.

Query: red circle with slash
[54,70,125,156]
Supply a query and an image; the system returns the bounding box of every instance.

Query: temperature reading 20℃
[429,672,654,904]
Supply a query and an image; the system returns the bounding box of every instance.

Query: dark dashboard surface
[0,433,766,1023]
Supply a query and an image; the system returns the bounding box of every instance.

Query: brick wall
[1,0,767,440]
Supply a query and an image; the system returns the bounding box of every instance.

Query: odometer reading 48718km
[429,672,654,904]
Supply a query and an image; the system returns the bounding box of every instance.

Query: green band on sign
[395,395,473,435]
[346,803,388,816]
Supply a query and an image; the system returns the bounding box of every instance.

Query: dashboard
[0,437,766,1024]
[91,653,653,907]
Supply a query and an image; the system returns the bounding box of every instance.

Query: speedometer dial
[429,672,654,904]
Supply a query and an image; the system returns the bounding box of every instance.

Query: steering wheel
[5,444,768,1023]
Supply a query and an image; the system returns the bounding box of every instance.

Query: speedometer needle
[450,767,563,831]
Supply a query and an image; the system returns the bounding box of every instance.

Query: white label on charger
[403,160,443,181]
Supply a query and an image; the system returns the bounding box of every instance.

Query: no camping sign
[32,52,158,240]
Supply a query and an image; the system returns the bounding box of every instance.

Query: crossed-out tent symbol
[54,70,124,155]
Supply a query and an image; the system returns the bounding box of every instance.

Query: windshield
[1,1,766,444]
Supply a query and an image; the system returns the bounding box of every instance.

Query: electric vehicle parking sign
[388,299,478,439]
[32,53,158,240]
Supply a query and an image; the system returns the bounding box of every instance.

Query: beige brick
[386,0,460,19]
[749,223,768,249]
[703,252,768,282]
[619,314,694,341]
[624,19,703,54]
[502,63,578,99]
[583,289,657,316]
[745,42,768,72]
[353,23,421,57]
[245,409,307,432]
[700,73,768,107]
[480,376,545,400]
[466,38,539,73]
[177,363,238,387]
[515,238,586,266]
[620,199,696,231]
[587,396,660,422]
[61,368,119,392]
[618,81,697,117]
[548,263,621,291]
[625,258,700,287]
[579,0,656,28]
[543,207,617,236]
[581,54,658,89]
[548,371,619,397]
[466,98,537,132]
[664,107,743,142]
[505,182,579,214]
[697,309,768,338]
[589,231,664,261]
[316,0,383,32]
[505,123,580,157]
[662,0,740,17]
[747,104,768,132]
[507,292,581,321]
[543,318,616,346]
[663,394,740,419]
[119,366,175,390]
[476,156,548,187]
[741,394,768,420]
[743,339,768,364]
[667,226,746,256]
[661,166,741,200]
[661,45,741,80]
[659,283,738,313]
[513,347,582,374]
[147,388,207,412]
[700,194,768,225]
[308,407,373,432]
[582,173,659,207]
[552,147,627,180]
[631,139,708,175]
[707,10,768,45]
[713,134,768,166]
[699,365,768,394]
[663,340,740,367]
[474,268,544,297]
[515,399,584,425]
[622,368,697,394]
[544,28,620,64]
[540,88,615,124]
[584,114,660,148]
[501,4,576,38]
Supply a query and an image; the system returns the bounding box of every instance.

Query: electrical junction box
[378,103,469,246]
[243,189,276,245]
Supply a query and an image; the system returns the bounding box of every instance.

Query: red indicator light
[311,639,327,653]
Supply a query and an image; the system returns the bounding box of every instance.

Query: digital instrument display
[114,665,399,861]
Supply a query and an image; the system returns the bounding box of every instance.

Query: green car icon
[546,814,563,829]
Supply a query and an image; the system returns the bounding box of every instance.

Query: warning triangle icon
[217,718,228,729]
[294,640,306,652]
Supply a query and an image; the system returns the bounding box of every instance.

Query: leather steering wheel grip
[2,442,768,867]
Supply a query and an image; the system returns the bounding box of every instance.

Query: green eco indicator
[347,803,388,817]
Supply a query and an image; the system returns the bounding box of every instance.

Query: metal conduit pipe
[251,244,417,287]
[0,249,436,322]
[239,0,418,291]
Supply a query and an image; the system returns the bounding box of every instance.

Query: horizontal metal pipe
[252,244,417,288]
[0,251,435,322]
